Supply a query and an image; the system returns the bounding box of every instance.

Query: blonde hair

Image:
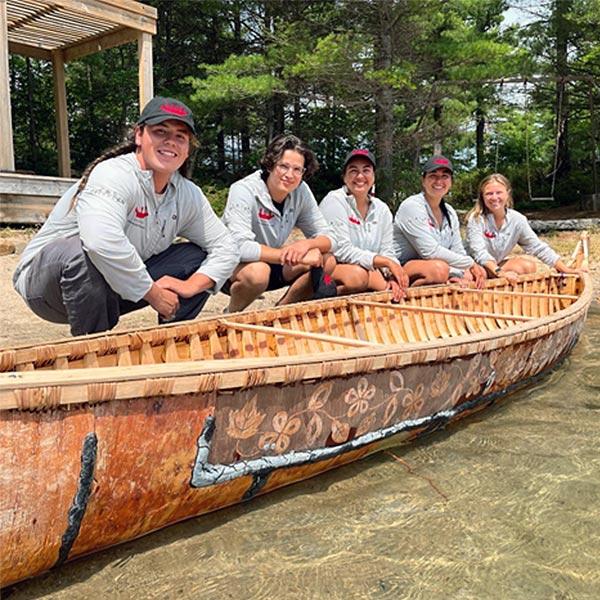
[467,173,513,222]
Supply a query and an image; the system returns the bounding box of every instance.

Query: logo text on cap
[160,103,188,116]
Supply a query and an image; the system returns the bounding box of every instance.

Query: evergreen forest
[8,0,600,211]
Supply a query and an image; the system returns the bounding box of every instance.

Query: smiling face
[481,179,511,215]
[343,157,375,200]
[266,149,305,202]
[422,168,452,201]
[135,120,191,191]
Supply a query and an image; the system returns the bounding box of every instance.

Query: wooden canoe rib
[0,263,594,588]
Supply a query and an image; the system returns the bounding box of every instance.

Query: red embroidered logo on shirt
[484,230,496,239]
[427,218,436,228]
[258,208,274,221]
[135,207,149,219]
[349,216,361,225]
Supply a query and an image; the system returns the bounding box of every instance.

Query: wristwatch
[494,266,502,276]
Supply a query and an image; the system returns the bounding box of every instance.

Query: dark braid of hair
[70,125,199,210]
[70,132,137,210]
[440,199,451,226]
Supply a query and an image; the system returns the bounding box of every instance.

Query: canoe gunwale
[0,273,592,411]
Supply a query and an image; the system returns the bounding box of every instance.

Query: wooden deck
[0,172,74,224]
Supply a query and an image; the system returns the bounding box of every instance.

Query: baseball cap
[343,149,376,171]
[137,96,196,135]
[422,155,453,175]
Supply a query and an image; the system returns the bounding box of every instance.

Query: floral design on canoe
[209,323,579,465]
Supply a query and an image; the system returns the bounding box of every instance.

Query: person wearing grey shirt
[393,155,486,288]
[13,97,238,336]
[466,173,581,284]
[319,149,408,301]
[222,134,336,312]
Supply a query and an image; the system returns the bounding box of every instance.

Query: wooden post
[138,32,153,110]
[0,0,15,171]
[52,50,71,177]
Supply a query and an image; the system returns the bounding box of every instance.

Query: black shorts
[221,264,302,295]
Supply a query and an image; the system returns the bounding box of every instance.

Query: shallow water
[7,304,600,600]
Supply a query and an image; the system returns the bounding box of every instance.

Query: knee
[234,262,270,291]
[428,260,450,283]
[521,261,537,274]
[336,265,369,292]
[507,258,537,275]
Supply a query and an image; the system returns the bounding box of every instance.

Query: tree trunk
[373,0,395,204]
[432,101,443,155]
[25,57,37,169]
[216,110,226,174]
[475,103,485,170]
[554,0,571,183]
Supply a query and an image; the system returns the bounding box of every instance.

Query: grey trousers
[24,237,210,336]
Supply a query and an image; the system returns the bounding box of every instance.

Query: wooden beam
[350,300,534,322]
[219,319,382,348]
[47,0,156,34]
[0,0,15,171]
[137,31,153,109]
[7,3,58,34]
[84,0,157,19]
[52,50,71,177]
[8,41,53,61]
[62,27,138,62]
[449,287,578,301]
[0,172,76,194]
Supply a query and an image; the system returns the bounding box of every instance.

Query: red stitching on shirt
[484,230,496,239]
[258,207,274,221]
[349,216,361,225]
[135,207,149,219]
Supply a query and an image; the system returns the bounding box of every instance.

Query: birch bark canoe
[0,270,593,588]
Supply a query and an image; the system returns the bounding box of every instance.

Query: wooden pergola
[0,0,157,178]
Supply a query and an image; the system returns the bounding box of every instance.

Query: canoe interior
[0,273,584,373]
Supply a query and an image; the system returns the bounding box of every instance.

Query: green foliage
[188,55,284,110]
[199,183,229,217]
[7,0,599,214]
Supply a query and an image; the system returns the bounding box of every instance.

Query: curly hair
[467,173,513,222]
[70,124,199,209]
[260,134,319,181]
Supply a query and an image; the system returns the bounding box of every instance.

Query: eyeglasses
[275,163,306,177]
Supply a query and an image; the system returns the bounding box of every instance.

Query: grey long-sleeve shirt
[393,192,474,275]
[14,153,238,302]
[466,209,560,267]
[222,170,334,263]
[319,187,398,269]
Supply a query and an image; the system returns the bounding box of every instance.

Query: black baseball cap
[343,149,376,171]
[422,155,453,175]
[137,96,196,135]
